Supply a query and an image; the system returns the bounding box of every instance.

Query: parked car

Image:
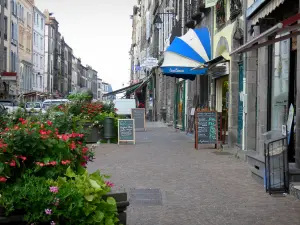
[0,103,7,115]
[25,102,43,113]
[0,100,24,114]
[42,99,70,112]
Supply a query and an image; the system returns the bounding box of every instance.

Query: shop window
[271,33,290,130]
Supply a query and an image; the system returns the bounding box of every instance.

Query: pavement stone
[88,122,300,225]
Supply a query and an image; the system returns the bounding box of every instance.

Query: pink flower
[61,160,71,165]
[47,120,53,126]
[36,162,45,167]
[105,181,114,188]
[0,176,7,182]
[45,209,52,215]
[69,141,76,150]
[50,221,56,225]
[49,186,59,193]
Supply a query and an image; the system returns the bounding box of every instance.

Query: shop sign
[140,57,158,69]
[205,0,218,8]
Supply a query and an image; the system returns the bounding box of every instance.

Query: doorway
[216,75,229,142]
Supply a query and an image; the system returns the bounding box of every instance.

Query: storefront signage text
[205,0,218,8]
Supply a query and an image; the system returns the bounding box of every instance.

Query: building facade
[17,0,34,97]
[0,0,19,100]
[32,6,45,99]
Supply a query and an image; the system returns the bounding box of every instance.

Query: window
[4,47,7,71]
[37,14,39,26]
[40,37,43,50]
[33,32,36,45]
[4,17,7,40]
[39,76,42,88]
[27,13,31,27]
[41,18,43,30]
[40,56,43,68]
[50,60,53,74]
[27,34,31,51]
[271,33,290,130]
[19,29,24,47]
[10,51,13,72]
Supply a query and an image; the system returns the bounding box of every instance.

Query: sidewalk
[88,123,300,225]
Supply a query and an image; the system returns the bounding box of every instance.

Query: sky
[36,0,137,91]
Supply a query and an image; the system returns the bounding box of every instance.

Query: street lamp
[154,15,163,29]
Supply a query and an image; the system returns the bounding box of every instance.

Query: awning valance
[160,27,212,81]
[103,81,142,97]
[230,13,300,55]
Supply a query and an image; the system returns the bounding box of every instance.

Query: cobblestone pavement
[88,122,300,225]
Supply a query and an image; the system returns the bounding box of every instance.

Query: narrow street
[88,122,300,225]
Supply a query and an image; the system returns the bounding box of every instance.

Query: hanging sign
[205,0,218,8]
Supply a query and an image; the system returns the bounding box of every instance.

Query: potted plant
[0,118,128,225]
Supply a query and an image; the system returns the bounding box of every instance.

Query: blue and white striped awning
[160,27,211,80]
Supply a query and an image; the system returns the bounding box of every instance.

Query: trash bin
[104,117,115,142]
[160,107,166,123]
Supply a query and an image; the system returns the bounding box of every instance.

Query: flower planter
[0,193,129,225]
[104,192,129,225]
[81,122,103,143]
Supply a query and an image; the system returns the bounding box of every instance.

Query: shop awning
[103,81,143,97]
[160,27,211,81]
[230,13,300,55]
[250,0,286,25]
[135,74,153,92]
[192,55,227,70]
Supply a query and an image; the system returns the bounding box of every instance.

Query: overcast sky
[36,0,137,91]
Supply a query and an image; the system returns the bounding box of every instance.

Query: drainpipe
[242,0,248,151]
[0,0,4,75]
[182,0,189,130]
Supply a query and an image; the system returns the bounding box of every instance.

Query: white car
[0,100,24,114]
[42,99,70,112]
[25,102,43,113]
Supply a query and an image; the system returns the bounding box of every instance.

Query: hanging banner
[205,0,218,8]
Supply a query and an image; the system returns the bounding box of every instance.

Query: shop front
[231,0,300,185]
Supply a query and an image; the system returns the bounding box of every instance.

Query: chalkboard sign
[195,110,218,149]
[118,119,135,144]
[131,108,146,130]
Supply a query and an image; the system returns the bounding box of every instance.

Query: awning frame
[230,13,300,55]
[102,81,143,97]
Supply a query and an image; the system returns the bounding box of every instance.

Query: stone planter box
[0,192,129,225]
[79,121,103,143]
[104,192,129,225]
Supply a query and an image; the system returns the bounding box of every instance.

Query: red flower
[61,160,71,165]
[40,130,47,135]
[36,162,45,167]
[6,160,16,167]
[47,120,53,126]
[69,141,76,150]
[17,155,27,161]
[0,176,7,182]
[82,147,89,153]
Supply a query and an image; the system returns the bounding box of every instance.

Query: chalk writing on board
[197,111,217,144]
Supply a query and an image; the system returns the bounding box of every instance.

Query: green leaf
[89,179,101,190]
[105,218,114,225]
[93,211,104,222]
[65,167,76,178]
[84,195,95,202]
[106,197,116,206]
[43,157,50,164]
